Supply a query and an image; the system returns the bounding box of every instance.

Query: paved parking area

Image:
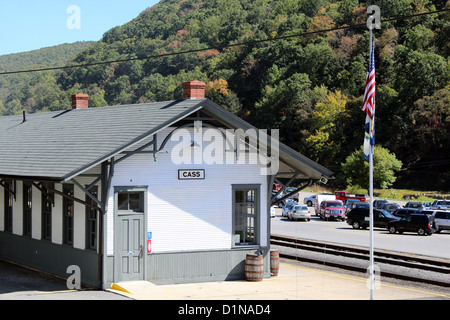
[0,259,129,300]
[1,258,448,301]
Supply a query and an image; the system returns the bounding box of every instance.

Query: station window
[41,183,54,241]
[3,180,13,232]
[63,184,74,245]
[86,186,98,251]
[232,184,260,246]
[23,181,32,237]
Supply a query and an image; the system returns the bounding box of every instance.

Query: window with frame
[3,180,13,232]
[23,182,32,237]
[117,192,144,212]
[233,185,260,246]
[86,186,98,250]
[41,184,54,241]
[63,184,74,245]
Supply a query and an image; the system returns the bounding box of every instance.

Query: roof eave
[61,101,206,182]
[200,99,334,180]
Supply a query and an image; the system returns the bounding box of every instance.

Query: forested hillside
[0,41,94,114]
[0,0,449,189]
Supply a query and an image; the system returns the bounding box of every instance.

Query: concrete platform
[107,261,449,300]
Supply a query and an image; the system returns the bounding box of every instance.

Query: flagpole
[368,27,375,301]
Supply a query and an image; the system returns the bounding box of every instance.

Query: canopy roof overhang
[0,98,334,184]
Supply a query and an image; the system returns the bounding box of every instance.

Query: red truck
[334,191,370,203]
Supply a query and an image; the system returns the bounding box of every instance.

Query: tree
[393,45,448,103]
[205,78,242,114]
[339,146,403,192]
[411,85,450,157]
[404,24,435,51]
[305,89,349,165]
[254,72,313,149]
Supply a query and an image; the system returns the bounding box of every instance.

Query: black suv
[392,208,419,218]
[387,214,437,236]
[346,207,399,229]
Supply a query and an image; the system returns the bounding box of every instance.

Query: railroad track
[270,234,450,288]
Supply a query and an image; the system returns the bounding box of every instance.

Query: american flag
[363,41,375,162]
[362,41,375,118]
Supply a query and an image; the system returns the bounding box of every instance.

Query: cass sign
[178,169,205,180]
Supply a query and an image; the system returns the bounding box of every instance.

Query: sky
[0,0,160,56]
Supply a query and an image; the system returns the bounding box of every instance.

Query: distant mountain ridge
[0,41,95,72]
[0,41,94,113]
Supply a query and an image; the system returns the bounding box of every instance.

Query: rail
[270,234,450,288]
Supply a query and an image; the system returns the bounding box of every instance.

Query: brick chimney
[71,94,89,109]
[182,80,206,99]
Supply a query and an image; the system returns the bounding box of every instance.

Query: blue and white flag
[363,40,375,161]
[364,113,375,161]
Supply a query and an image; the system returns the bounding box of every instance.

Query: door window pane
[117,192,144,212]
[129,193,140,210]
[118,193,128,210]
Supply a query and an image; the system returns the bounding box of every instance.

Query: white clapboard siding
[106,127,268,255]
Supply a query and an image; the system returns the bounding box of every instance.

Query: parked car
[432,210,450,233]
[346,202,370,214]
[318,200,345,221]
[430,200,450,211]
[346,207,399,229]
[334,191,370,203]
[422,202,432,210]
[373,199,388,208]
[272,192,288,208]
[380,203,401,213]
[283,187,299,202]
[387,214,437,236]
[392,208,419,218]
[404,202,423,209]
[287,205,311,221]
[282,201,297,217]
[344,199,361,213]
[270,206,276,218]
[314,194,336,213]
[304,195,317,207]
[272,183,282,192]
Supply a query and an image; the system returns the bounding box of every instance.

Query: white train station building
[0,81,333,288]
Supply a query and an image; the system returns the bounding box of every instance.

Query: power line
[0,8,449,76]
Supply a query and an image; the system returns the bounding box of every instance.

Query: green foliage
[305,89,349,165]
[0,0,449,189]
[339,146,403,192]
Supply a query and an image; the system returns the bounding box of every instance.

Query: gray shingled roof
[0,99,204,181]
[0,98,334,182]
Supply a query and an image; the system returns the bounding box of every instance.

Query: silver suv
[432,211,450,233]
[431,200,450,210]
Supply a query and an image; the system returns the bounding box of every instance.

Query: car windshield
[294,206,307,210]
[379,209,394,218]
[356,203,369,207]
[408,203,422,208]
[437,201,450,205]
[326,202,342,207]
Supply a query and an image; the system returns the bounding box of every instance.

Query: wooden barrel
[245,254,264,281]
[270,250,280,276]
